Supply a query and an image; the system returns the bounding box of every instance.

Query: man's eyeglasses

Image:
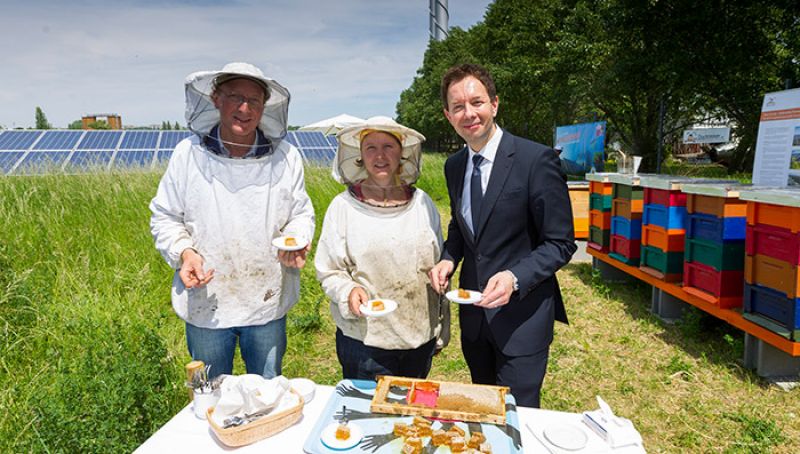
[221,92,265,108]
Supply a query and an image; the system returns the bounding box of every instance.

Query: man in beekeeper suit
[150,62,315,378]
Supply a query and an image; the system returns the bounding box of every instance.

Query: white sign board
[682,127,730,144]
[752,88,800,187]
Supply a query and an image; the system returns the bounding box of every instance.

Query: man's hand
[179,248,215,288]
[278,244,310,269]
[428,260,454,295]
[475,270,515,309]
[348,287,369,317]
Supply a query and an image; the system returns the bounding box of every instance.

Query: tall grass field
[0,154,797,452]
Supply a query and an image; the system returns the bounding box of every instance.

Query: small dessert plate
[543,423,588,451]
[359,299,398,317]
[320,422,363,450]
[272,236,308,252]
[445,289,482,305]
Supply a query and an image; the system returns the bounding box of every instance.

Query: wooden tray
[369,376,508,425]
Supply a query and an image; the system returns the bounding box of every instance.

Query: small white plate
[543,423,588,451]
[320,422,363,450]
[272,236,308,252]
[445,289,482,305]
[289,377,316,403]
[359,299,398,317]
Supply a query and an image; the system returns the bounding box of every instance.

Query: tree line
[396,0,799,173]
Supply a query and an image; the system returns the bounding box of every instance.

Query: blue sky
[0,0,492,129]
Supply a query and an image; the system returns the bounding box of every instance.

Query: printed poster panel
[752,88,800,186]
[555,121,606,175]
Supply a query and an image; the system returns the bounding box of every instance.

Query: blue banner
[555,121,606,174]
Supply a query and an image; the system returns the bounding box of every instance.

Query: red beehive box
[683,261,743,309]
[610,234,641,259]
[745,223,800,265]
[644,188,687,207]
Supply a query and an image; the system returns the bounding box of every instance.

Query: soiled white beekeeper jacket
[315,189,444,350]
[149,135,315,329]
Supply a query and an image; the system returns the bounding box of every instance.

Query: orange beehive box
[746,202,800,232]
[590,209,611,230]
[641,224,685,252]
[687,193,747,218]
[590,181,613,195]
[612,198,644,219]
[744,254,800,299]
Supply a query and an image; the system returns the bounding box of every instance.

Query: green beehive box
[589,225,610,246]
[641,245,684,274]
[612,183,644,200]
[684,237,745,271]
[590,193,613,212]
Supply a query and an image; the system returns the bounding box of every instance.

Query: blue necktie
[471,154,485,234]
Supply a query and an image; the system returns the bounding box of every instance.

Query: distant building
[82,113,122,130]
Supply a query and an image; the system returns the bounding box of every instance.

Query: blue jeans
[185,317,286,379]
[335,328,437,381]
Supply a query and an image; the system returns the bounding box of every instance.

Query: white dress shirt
[460,127,504,234]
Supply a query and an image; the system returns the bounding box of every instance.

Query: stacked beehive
[568,181,590,240]
[739,188,800,341]
[586,173,613,252]
[608,174,644,266]
[681,184,747,309]
[638,177,690,282]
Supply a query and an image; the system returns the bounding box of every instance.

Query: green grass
[1,156,798,452]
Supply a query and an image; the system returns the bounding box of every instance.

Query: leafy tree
[87,120,110,130]
[67,120,83,130]
[35,107,52,129]
[173,121,180,130]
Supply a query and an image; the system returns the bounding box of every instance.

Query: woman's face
[360,131,402,184]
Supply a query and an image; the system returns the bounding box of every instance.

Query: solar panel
[33,131,83,150]
[300,147,335,166]
[284,132,298,147]
[77,131,122,150]
[66,150,114,171]
[119,131,159,149]
[113,150,155,168]
[0,130,42,150]
[0,151,25,174]
[295,131,328,148]
[15,151,71,174]
[156,150,173,165]
[158,131,192,150]
[327,135,339,147]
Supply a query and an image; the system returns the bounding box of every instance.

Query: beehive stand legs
[593,257,633,283]
[650,288,689,322]
[744,334,800,385]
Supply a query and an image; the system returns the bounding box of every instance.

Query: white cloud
[0,0,491,129]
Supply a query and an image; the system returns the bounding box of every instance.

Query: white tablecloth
[135,385,645,453]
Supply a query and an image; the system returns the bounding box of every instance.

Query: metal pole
[429,0,449,41]
[656,97,665,174]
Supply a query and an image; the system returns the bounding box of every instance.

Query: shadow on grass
[565,262,760,384]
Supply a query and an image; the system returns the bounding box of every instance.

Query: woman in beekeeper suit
[150,62,315,379]
[315,116,449,380]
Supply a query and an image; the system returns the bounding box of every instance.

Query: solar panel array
[0,130,338,175]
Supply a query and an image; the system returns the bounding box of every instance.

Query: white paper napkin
[211,375,296,426]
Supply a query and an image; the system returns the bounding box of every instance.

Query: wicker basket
[207,388,304,447]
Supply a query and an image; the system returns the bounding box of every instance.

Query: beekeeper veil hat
[333,116,425,186]
[184,62,290,144]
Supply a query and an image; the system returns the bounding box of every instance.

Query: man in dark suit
[429,63,576,408]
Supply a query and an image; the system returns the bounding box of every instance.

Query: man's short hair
[440,63,497,110]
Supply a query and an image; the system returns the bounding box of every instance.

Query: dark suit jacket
[442,130,577,356]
